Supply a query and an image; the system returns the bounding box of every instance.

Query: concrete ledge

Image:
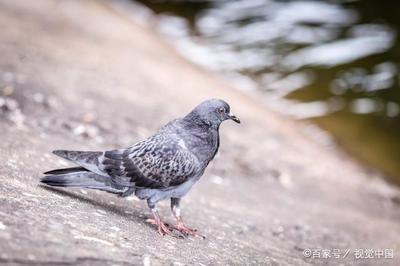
[0,0,399,264]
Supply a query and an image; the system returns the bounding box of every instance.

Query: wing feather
[101,135,199,189]
[53,134,199,189]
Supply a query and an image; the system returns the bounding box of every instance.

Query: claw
[146,218,182,238]
[157,221,173,236]
[174,221,205,239]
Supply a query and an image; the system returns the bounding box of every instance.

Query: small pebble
[97,209,107,215]
[82,112,96,123]
[278,171,293,189]
[210,175,223,185]
[33,93,45,104]
[272,225,285,237]
[0,221,6,230]
[143,254,151,266]
[2,85,14,96]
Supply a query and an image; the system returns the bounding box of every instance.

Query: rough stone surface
[0,0,399,265]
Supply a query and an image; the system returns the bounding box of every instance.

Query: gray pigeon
[41,99,240,237]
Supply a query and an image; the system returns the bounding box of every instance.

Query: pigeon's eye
[218,107,225,114]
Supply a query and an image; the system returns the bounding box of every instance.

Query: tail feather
[52,150,102,162]
[41,172,130,195]
[52,150,103,175]
[43,167,88,175]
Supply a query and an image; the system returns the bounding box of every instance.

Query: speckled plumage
[41,99,240,236]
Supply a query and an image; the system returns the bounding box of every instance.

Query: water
[128,0,400,185]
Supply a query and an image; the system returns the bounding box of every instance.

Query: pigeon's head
[190,99,240,126]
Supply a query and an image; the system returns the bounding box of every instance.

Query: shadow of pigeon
[39,185,152,228]
[39,185,189,238]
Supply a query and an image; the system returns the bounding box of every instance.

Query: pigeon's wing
[102,135,199,189]
[52,134,199,189]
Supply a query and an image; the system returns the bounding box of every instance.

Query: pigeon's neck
[180,112,220,166]
[182,111,220,130]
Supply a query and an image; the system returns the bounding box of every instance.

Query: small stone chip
[0,221,6,230]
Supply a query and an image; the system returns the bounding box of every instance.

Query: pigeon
[41,99,240,237]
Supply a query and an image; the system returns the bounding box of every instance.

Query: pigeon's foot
[174,220,205,239]
[156,221,174,237]
[146,218,180,237]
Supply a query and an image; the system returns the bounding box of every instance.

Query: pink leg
[171,198,205,238]
[146,210,175,236]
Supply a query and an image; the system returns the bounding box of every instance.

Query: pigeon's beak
[228,113,241,124]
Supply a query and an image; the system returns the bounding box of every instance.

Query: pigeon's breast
[181,129,219,166]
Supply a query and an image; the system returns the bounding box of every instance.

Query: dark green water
[131,0,400,185]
